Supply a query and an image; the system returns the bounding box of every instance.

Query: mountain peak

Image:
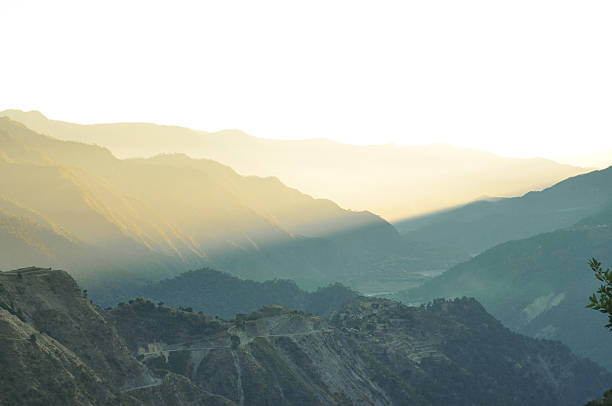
[0,109,47,121]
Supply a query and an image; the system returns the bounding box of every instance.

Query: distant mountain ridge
[0,117,412,290]
[396,165,612,256]
[0,109,590,220]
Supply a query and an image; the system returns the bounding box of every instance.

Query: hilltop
[94,267,358,319]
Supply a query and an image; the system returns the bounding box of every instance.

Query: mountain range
[0,109,590,220]
[396,167,612,370]
[2,267,609,405]
[396,165,612,255]
[0,117,415,292]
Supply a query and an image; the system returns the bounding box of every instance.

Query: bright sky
[2,0,611,159]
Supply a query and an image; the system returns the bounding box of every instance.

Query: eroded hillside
[2,267,610,405]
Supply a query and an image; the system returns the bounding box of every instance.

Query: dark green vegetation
[2,267,611,405]
[586,390,612,406]
[398,200,612,371]
[95,268,358,319]
[587,258,612,330]
[584,259,612,406]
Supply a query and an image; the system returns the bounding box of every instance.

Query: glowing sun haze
[2,0,611,159]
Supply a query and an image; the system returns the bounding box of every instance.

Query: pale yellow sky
[2,0,611,159]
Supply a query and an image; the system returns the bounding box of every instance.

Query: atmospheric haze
[2,0,612,160]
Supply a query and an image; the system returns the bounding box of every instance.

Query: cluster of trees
[586,258,612,406]
[133,268,357,319]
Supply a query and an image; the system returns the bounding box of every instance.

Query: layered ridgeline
[2,268,610,406]
[395,165,612,257]
[398,198,612,371]
[0,117,418,291]
[0,110,589,221]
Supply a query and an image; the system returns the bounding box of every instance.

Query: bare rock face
[126,373,237,406]
[110,297,612,406]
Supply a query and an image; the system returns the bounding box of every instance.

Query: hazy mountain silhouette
[0,109,589,220]
[556,151,612,169]
[0,117,418,291]
[396,165,612,256]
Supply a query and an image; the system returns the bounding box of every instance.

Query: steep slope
[0,307,124,406]
[395,165,612,256]
[331,297,611,405]
[0,267,236,406]
[0,117,408,288]
[399,203,612,371]
[0,109,589,220]
[0,204,87,271]
[110,296,612,406]
[0,267,143,386]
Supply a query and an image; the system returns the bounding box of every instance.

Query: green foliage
[586,389,612,406]
[587,258,612,330]
[167,351,191,375]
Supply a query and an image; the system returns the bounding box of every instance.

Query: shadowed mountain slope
[395,165,612,257]
[0,117,410,290]
[398,200,612,371]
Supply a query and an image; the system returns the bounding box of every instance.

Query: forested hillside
[399,201,612,370]
[92,268,358,319]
